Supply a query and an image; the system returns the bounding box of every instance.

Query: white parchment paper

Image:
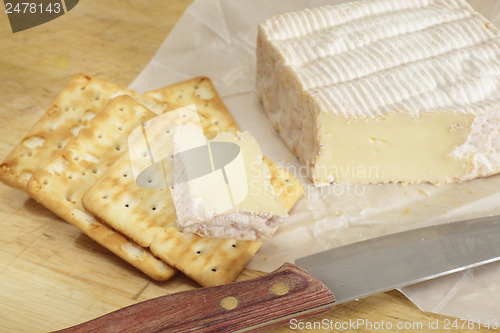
[130,0,500,323]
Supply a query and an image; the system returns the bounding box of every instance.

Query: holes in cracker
[96,133,103,139]
[119,107,124,112]
[142,151,148,157]
[211,268,217,272]
[125,204,130,208]
[73,155,80,162]
[56,142,63,149]
[115,145,122,152]
[117,125,123,131]
[196,82,215,99]
[42,179,49,185]
[66,193,76,204]
[231,244,236,248]
[80,85,86,91]
[151,207,157,211]
[102,194,108,199]
[123,173,128,178]
[27,151,33,157]
[94,94,101,101]
[91,168,98,174]
[196,250,201,255]
[178,94,183,99]
[63,106,70,112]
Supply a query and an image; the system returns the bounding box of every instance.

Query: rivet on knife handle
[53,263,336,333]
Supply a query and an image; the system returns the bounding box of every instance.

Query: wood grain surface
[56,263,337,332]
[0,1,494,332]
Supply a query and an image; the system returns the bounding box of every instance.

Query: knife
[55,215,500,332]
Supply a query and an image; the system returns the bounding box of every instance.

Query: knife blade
[54,215,500,333]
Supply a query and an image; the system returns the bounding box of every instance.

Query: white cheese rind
[257,0,500,185]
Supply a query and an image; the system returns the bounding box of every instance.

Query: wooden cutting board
[0,1,492,332]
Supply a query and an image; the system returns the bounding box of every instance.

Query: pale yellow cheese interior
[313,112,474,185]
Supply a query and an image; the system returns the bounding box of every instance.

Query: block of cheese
[172,131,288,241]
[257,0,500,185]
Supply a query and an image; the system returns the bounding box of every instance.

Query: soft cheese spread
[172,131,288,241]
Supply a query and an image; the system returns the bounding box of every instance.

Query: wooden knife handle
[54,263,335,333]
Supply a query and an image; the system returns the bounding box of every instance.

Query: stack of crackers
[0,74,303,286]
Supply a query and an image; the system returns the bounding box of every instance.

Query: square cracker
[28,95,177,281]
[0,74,138,191]
[82,77,304,286]
[143,77,239,139]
